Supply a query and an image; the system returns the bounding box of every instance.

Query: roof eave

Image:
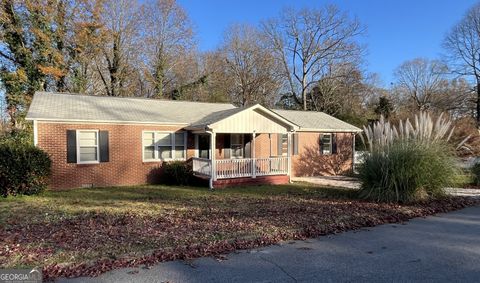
[26,117,189,126]
[297,127,362,133]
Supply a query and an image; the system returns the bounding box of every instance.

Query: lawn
[0,183,477,280]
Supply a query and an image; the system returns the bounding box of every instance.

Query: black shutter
[319,134,324,155]
[277,133,282,156]
[293,133,299,155]
[99,131,109,162]
[224,134,231,159]
[244,134,252,158]
[332,133,338,154]
[67,130,77,163]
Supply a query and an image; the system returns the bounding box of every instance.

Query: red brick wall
[214,132,353,176]
[38,122,354,189]
[254,133,273,158]
[37,122,195,189]
[292,132,354,176]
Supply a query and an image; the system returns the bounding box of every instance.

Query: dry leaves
[0,193,477,281]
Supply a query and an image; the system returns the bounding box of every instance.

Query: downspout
[205,128,215,190]
[33,120,38,146]
[288,129,295,183]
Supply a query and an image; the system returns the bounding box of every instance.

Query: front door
[198,135,210,159]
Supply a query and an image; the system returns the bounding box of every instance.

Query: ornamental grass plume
[359,112,468,203]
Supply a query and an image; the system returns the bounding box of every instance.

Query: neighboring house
[26,92,362,189]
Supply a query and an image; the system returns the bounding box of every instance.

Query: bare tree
[196,50,233,103]
[308,63,367,115]
[262,5,364,110]
[393,58,448,111]
[221,24,281,107]
[94,0,143,96]
[142,0,195,98]
[444,2,480,126]
[437,78,475,118]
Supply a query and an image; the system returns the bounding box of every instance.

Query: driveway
[292,176,361,189]
[293,176,480,198]
[60,205,480,283]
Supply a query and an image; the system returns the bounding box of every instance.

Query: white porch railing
[192,157,289,179]
[216,158,253,178]
[192,158,212,177]
[255,157,288,176]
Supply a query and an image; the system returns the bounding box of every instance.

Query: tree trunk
[302,66,307,110]
[477,81,480,128]
[109,37,121,97]
[302,89,307,110]
[154,57,165,98]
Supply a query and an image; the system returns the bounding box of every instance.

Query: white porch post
[287,131,292,183]
[209,131,216,189]
[252,132,256,178]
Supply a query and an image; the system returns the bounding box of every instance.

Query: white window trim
[76,129,100,164]
[142,131,187,162]
[322,133,332,155]
[230,134,244,159]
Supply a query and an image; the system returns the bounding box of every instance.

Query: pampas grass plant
[359,112,465,203]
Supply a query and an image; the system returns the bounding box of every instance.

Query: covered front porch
[186,104,299,188]
[192,155,289,179]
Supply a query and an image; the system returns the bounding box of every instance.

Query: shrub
[0,125,33,146]
[358,141,458,203]
[359,112,462,203]
[0,143,51,197]
[471,162,480,186]
[162,161,192,185]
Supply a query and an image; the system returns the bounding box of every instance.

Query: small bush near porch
[0,184,476,280]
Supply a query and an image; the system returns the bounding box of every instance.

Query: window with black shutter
[66,130,109,164]
[320,133,332,155]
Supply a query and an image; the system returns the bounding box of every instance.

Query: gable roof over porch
[185,104,299,133]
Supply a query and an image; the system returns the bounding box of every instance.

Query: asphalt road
[60,206,480,283]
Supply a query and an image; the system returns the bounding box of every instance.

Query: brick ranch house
[26,92,362,189]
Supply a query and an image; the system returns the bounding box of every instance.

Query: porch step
[213,175,289,188]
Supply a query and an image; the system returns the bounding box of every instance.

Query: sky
[178,0,478,87]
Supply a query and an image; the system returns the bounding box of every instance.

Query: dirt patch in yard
[0,185,477,281]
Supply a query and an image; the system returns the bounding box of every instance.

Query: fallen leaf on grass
[127,270,139,275]
[214,255,228,262]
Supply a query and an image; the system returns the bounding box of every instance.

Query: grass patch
[0,183,476,280]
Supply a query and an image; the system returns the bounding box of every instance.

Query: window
[143,132,155,160]
[77,130,99,163]
[174,133,185,159]
[231,134,244,158]
[142,131,186,161]
[158,133,172,159]
[281,134,288,156]
[321,133,332,155]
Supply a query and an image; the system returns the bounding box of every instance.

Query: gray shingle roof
[273,109,362,132]
[26,92,236,124]
[26,92,361,132]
